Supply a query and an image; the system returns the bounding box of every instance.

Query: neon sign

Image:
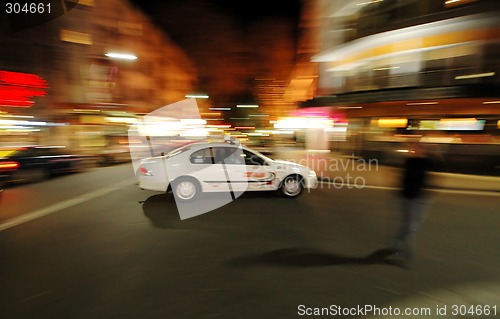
[0,70,48,108]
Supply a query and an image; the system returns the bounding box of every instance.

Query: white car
[136,141,317,201]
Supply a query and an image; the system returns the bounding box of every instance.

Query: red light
[0,71,48,88]
[0,70,48,108]
[0,161,19,170]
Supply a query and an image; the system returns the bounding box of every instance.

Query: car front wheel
[172,177,200,202]
[280,175,303,198]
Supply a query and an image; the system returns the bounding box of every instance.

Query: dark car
[0,146,91,185]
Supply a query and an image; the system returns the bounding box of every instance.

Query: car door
[215,146,248,193]
[18,148,43,170]
[241,149,276,191]
[189,146,250,193]
[188,147,219,191]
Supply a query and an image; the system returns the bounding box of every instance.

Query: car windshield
[166,145,191,158]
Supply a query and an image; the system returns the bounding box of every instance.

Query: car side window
[213,147,244,165]
[243,150,265,166]
[35,148,56,157]
[21,148,43,158]
[189,148,215,164]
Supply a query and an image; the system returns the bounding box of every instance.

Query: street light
[105,52,138,60]
[185,94,209,99]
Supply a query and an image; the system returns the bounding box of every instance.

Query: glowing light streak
[455,72,495,80]
[105,52,138,60]
[185,94,209,99]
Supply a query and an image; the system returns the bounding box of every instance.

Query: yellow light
[439,118,477,123]
[377,118,408,128]
[373,66,399,71]
[236,105,259,108]
[61,30,92,45]
[202,112,222,116]
[0,161,19,169]
[105,117,137,124]
[79,0,95,6]
[445,0,477,7]
[455,72,495,80]
[483,101,500,104]
[357,0,383,6]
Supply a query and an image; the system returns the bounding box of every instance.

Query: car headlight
[309,170,316,177]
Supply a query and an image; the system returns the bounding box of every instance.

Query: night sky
[130,0,302,105]
[132,0,301,27]
[204,0,301,25]
[131,0,302,54]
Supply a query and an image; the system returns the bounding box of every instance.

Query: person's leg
[393,198,411,250]
[392,197,426,260]
[401,198,425,260]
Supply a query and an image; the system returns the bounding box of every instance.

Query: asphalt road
[1,164,499,319]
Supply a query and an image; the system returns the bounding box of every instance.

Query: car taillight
[139,166,153,176]
[0,161,19,170]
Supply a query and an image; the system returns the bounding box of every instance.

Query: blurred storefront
[291,0,500,165]
[0,0,197,154]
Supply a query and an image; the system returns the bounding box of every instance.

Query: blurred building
[290,0,500,165]
[309,0,499,103]
[286,0,320,104]
[0,0,197,151]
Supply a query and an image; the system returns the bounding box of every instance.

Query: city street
[2,1,500,318]
[0,163,499,318]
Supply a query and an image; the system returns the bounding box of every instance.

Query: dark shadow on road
[142,193,184,229]
[141,189,311,229]
[227,247,407,269]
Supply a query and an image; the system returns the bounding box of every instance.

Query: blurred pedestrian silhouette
[389,142,433,266]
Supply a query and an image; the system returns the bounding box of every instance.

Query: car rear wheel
[172,177,200,202]
[280,175,303,198]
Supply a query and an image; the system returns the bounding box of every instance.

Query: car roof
[0,146,65,158]
[181,141,244,149]
[163,141,249,157]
